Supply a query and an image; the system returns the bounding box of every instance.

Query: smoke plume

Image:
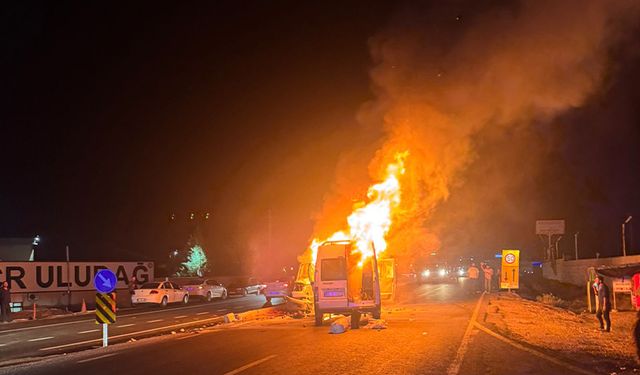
[312,0,640,261]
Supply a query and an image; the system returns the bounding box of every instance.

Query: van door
[316,256,348,310]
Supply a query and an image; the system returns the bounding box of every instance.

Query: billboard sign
[0,262,154,293]
[536,220,565,235]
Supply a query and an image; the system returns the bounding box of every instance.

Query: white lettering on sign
[536,220,565,235]
[0,262,154,293]
[613,280,632,293]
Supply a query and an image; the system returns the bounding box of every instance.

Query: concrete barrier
[543,255,640,286]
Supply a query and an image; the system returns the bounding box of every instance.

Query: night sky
[2,2,639,275]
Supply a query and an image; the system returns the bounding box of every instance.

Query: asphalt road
[0,294,277,363]
[0,280,590,374]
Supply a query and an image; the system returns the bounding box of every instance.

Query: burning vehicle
[313,240,382,328]
[291,261,314,300]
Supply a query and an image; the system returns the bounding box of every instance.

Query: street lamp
[622,215,633,257]
[574,232,579,260]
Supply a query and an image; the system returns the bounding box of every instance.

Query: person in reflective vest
[467,263,480,293]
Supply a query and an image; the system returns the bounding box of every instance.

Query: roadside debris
[329,316,351,334]
[362,319,387,330]
[224,313,237,323]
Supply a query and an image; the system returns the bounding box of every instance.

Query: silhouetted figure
[594,276,611,332]
[634,310,640,362]
[0,281,11,322]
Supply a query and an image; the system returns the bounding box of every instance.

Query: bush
[536,293,567,308]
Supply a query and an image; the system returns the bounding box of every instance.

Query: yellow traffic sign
[95,292,116,324]
[501,250,520,289]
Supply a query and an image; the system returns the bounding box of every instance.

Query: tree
[179,245,208,277]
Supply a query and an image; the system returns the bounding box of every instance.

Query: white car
[182,279,228,302]
[132,281,189,307]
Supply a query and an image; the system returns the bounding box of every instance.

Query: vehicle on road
[418,263,456,283]
[181,278,228,302]
[132,281,189,307]
[313,240,381,328]
[263,280,292,302]
[378,258,397,301]
[227,277,263,296]
[291,262,314,300]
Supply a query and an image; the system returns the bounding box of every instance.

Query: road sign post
[500,250,520,290]
[94,270,117,347]
[103,321,108,347]
[536,220,565,260]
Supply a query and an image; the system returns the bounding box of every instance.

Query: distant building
[0,238,35,261]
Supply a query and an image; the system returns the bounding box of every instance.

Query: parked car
[181,278,228,302]
[227,277,263,296]
[263,280,292,302]
[132,281,189,307]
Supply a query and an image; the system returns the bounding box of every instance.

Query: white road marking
[78,329,99,334]
[40,315,225,351]
[77,353,118,364]
[223,354,277,375]
[173,315,188,319]
[196,312,209,315]
[117,323,135,328]
[0,301,225,334]
[472,322,594,375]
[447,292,485,375]
[147,319,164,323]
[28,336,54,342]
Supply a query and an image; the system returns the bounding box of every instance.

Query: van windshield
[321,257,347,281]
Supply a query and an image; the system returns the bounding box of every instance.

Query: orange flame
[309,151,408,266]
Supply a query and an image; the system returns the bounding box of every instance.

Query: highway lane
[0,282,590,374]
[0,294,280,363]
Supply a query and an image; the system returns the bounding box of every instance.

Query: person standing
[483,264,494,293]
[595,276,611,332]
[128,276,138,307]
[0,281,11,322]
[468,263,480,293]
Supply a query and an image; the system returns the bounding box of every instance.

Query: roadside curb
[236,305,284,321]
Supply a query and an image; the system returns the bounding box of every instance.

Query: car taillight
[150,290,158,294]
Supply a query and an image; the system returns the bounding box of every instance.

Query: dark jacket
[597,282,611,311]
[0,287,9,305]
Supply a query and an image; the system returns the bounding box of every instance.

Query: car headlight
[439,269,446,277]
[458,269,464,276]
[422,270,430,277]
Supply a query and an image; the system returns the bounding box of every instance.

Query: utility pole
[574,232,579,260]
[66,245,71,311]
[555,236,562,259]
[623,216,633,257]
[268,208,272,256]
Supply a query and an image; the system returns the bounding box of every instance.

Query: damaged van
[313,240,381,328]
